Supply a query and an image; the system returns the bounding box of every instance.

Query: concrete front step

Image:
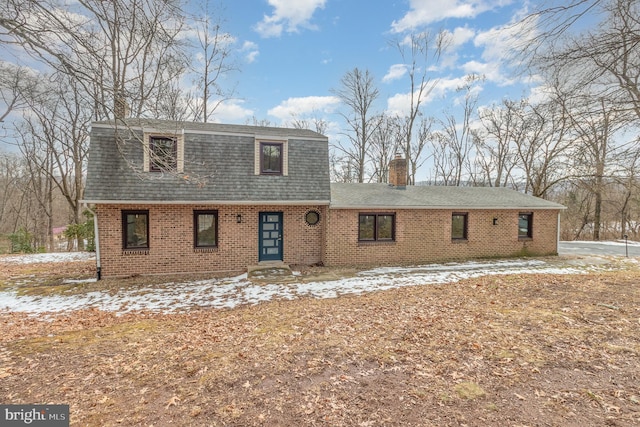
[247,261,293,282]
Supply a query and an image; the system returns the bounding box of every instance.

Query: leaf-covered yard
[1,255,639,426]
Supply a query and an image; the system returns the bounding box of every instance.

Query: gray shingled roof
[330,183,565,210]
[83,121,331,203]
[92,118,327,139]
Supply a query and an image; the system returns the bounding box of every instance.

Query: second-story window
[149,136,177,172]
[260,142,282,175]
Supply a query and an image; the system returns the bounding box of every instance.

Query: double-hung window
[359,213,395,242]
[194,210,218,248]
[122,210,149,250]
[452,213,468,240]
[518,212,533,239]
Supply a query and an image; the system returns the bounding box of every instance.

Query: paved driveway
[559,240,640,257]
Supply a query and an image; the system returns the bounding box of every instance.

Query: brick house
[83,119,564,278]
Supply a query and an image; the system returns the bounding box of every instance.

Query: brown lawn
[1,258,639,426]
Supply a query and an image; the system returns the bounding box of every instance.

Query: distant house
[83,119,564,278]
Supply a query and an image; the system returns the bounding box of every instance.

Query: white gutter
[80,199,331,206]
[557,211,561,252]
[329,204,567,210]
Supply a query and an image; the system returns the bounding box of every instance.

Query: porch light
[493,218,498,225]
[237,214,242,223]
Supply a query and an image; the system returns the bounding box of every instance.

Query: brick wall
[95,204,326,277]
[323,208,560,267]
[95,203,559,277]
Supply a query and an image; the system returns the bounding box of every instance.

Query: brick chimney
[388,153,407,189]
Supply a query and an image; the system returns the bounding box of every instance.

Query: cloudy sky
[211,0,540,128]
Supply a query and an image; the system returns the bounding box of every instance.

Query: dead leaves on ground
[0,265,639,426]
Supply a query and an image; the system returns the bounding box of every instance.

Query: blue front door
[259,212,283,261]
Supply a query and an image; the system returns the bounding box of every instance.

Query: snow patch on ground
[0,256,616,315]
[0,252,95,264]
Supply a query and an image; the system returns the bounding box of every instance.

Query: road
[558,240,640,257]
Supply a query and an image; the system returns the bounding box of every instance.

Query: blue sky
[210,0,539,129]
[0,0,548,154]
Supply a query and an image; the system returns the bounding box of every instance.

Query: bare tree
[0,152,23,233]
[0,0,189,119]
[333,68,381,183]
[369,115,399,183]
[432,74,483,186]
[290,115,328,134]
[525,0,640,123]
[15,72,91,248]
[513,89,574,198]
[0,62,39,123]
[392,31,448,184]
[475,99,525,188]
[565,95,627,240]
[189,2,236,123]
[329,151,358,183]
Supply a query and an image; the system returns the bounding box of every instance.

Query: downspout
[85,204,101,280]
[557,211,561,253]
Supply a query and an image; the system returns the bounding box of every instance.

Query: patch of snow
[63,278,98,284]
[0,252,95,264]
[0,258,616,315]
[561,239,640,247]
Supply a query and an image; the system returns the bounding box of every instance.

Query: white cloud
[241,41,259,63]
[386,76,470,116]
[254,0,327,38]
[391,0,513,33]
[210,99,254,122]
[461,60,513,85]
[268,96,340,120]
[449,26,476,47]
[470,17,539,86]
[383,64,408,83]
[474,18,537,64]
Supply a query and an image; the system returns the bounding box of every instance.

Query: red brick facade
[323,208,560,267]
[96,204,326,277]
[96,203,559,277]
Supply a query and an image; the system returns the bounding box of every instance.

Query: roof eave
[81,199,331,206]
[329,204,566,210]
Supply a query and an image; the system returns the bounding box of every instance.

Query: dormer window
[261,142,282,175]
[143,132,184,173]
[255,138,288,176]
[149,136,177,172]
